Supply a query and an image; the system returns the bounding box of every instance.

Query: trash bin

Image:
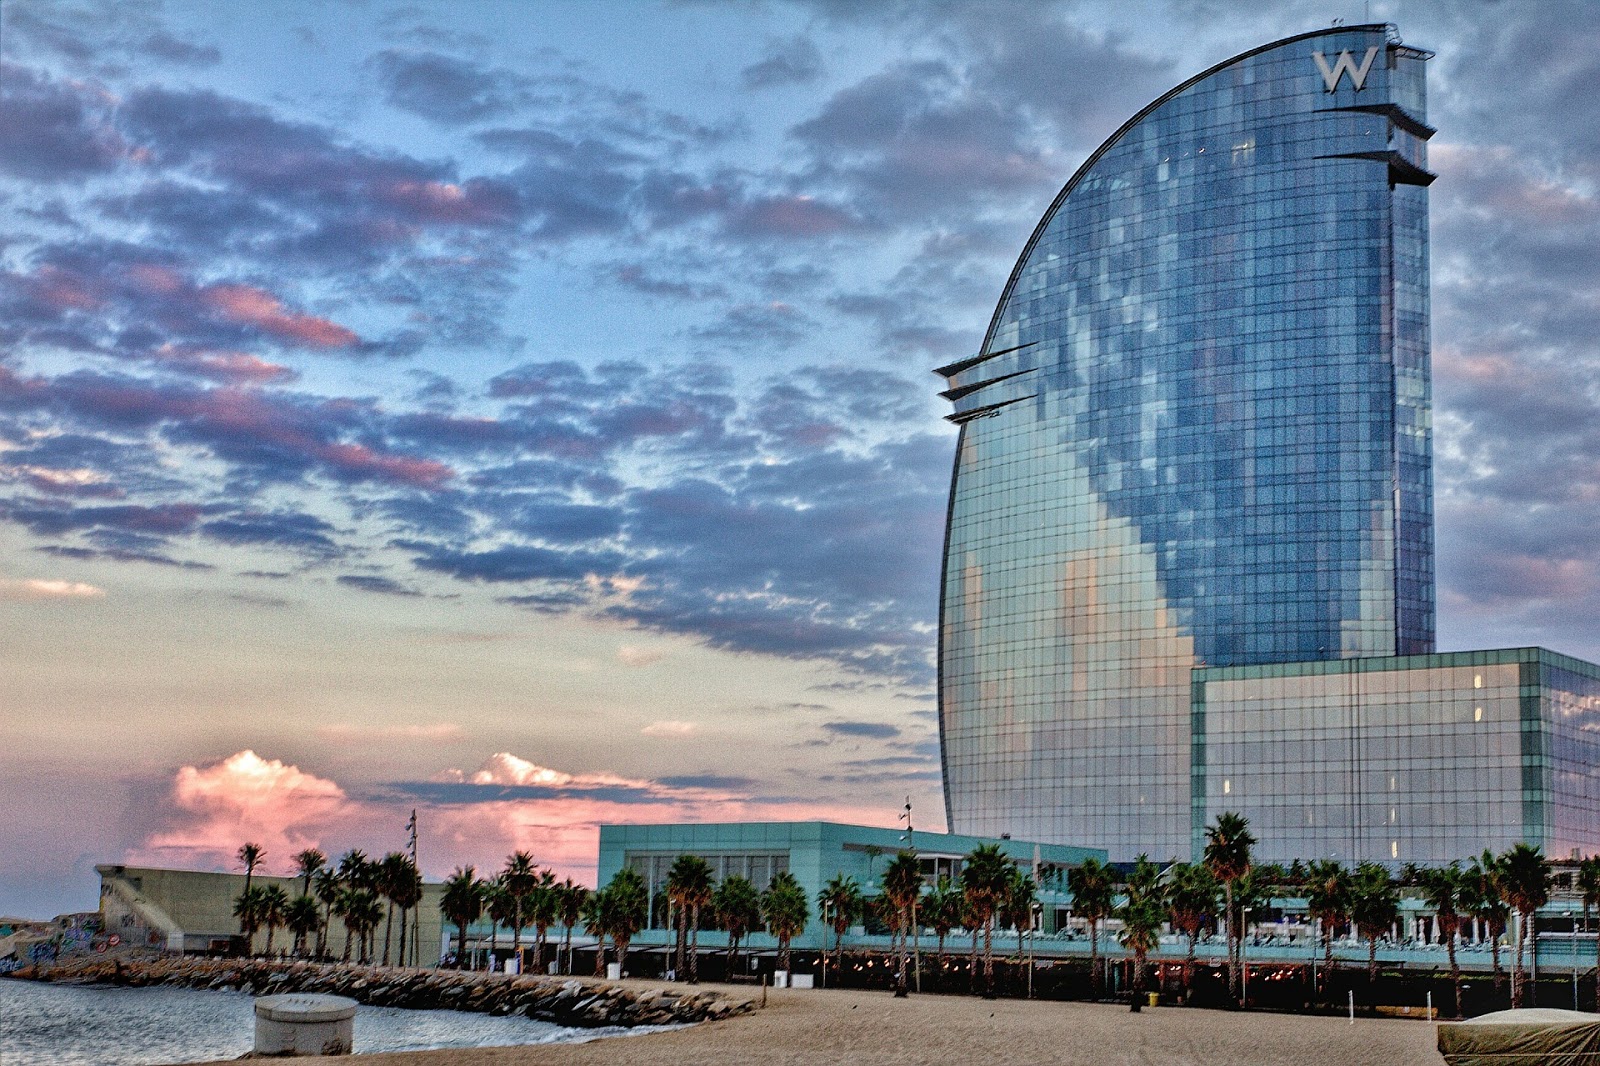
[1146,992,1159,1007]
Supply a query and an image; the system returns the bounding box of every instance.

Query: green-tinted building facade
[597,821,1105,950]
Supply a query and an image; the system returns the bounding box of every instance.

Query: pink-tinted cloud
[379,178,519,226]
[640,720,697,737]
[200,283,361,349]
[10,368,455,489]
[0,577,105,600]
[152,344,298,385]
[136,750,353,873]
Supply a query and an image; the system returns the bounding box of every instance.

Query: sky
[2,0,1597,919]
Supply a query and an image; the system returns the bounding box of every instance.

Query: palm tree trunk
[564,926,574,976]
[383,904,394,966]
[970,925,980,993]
[1512,913,1527,1009]
[1367,936,1378,983]
[1184,933,1197,1002]
[983,916,995,997]
[689,906,700,984]
[594,938,606,977]
[397,907,409,969]
[894,913,908,997]
[1088,919,1100,1000]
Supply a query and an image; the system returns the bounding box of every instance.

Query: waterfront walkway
[183,980,1444,1066]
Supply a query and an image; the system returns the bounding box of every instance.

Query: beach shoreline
[177,979,1444,1066]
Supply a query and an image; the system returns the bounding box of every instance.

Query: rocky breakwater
[7,956,752,1029]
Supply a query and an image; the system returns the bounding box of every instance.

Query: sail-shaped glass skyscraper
[938,26,1600,864]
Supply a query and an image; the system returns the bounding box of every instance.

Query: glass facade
[939,26,1438,858]
[1194,650,1600,865]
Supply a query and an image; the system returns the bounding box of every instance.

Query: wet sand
[187,979,1445,1066]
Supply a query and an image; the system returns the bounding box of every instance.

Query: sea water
[0,978,661,1066]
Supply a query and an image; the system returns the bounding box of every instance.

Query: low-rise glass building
[597,821,1105,950]
[1194,648,1600,865]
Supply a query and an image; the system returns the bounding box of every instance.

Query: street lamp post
[1240,913,1248,1010]
[821,900,831,990]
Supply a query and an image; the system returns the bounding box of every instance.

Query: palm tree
[501,851,539,970]
[924,874,961,963]
[1203,812,1255,1004]
[1465,851,1510,991]
[441,866,483,970]
[665,855,714,983]
[337,849,372,892]
[1579,856,1600,1013]
[259,884,290,956]
[1066,856,1114,1000]
[1002,865,1038,957]
[1500,843,1551,1008]
[816,874,863,975]
[760,871,810,975]
[286,895,321,957]
[483,877,516,970]
[557,879,588,975]
[1165,861,1218,1003]
[1419,864,1468,1018]
[377,851,412,966]
[312,868,341,959]
[881,852,922,997]
[581,886,609,976]
[345,888,385,963]
[238,842,265,891]
[1118,855,1165,1012]
[1350,862,1399,983]
[1305,859,1352,992]
[961,844,1013,997]
[233,886,266,954]
[236,843,265,936]
[602,867,649,976]
[293,848,327,899]
[530,870,559,976]
[391,857,424,968]
[716,874,763,977]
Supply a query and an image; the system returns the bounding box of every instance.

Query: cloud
[138,751,351,871]
[0,577,105,601]
[640,720,698,737]
[822,720,901,740]
[742,36,825,89]
[0,62,133,182]
[337,574,422,597]
[616,645,664,667]
[374,50,527,123]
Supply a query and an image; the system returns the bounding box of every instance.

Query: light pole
[900,797,921,993]
[821,900,831,990]
[1241,906,1254,1009]
[1028,901,1042,999]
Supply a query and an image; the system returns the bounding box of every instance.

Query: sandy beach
[186,980,1445,1066]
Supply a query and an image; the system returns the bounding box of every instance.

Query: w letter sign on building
[1313,46,1379,91]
